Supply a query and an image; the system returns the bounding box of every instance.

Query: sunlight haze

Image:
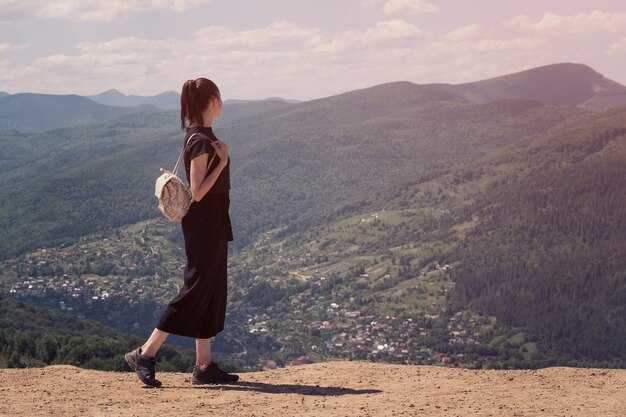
[0,0,624,100]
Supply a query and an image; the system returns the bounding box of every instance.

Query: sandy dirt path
[0,360,624,416]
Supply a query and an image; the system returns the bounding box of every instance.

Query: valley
[1,62,625,371]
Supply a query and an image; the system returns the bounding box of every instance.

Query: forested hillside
[336,107,626,361]
[450,111,626,360]
[0,293,208,371]
[0,83,585,261]
[0,93,159,133]
[1,64,625,369]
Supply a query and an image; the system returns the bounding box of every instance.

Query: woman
[125,78,239,387]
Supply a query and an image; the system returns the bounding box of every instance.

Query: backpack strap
[172,132,200,176]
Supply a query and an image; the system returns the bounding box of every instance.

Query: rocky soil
[0,360,624,416]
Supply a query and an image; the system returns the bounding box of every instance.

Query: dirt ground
[0,360,624,417]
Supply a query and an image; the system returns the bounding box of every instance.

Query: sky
[0,0,625,100]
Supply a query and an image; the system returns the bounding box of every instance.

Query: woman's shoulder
[186,127,218,142]
[185,129,216,161]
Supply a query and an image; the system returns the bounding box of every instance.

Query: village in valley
[0,217,524,371]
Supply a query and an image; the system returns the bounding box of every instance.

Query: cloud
[444,24,491,42]
[318,19,422,53]
[365,0,438,15]
[0,42,30,54]
[0,0,212,21]
[0,19,583,99]
[505,9,626,36]
[195,21,326,51]
[0,19,427,97]
[606,37,626,55]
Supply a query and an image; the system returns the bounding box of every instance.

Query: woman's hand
[211,139,229,161]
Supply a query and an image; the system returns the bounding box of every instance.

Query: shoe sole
[192,379,222,385]
[192,379,238,385]
[125,352,162,388]
[192,367,239,385]
[192,373,239,385]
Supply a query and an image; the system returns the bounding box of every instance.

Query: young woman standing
[125,78,238,387]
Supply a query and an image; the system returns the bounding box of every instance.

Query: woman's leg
[140,328,169,357]
[196,337,211,369]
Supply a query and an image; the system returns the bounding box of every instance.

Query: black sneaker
[192,361,239,384]
[124,347,162,388]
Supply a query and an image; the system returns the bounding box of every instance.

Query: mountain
[89,90,300,111]
[1,62,625,368]
[1,361,623,416]
[0,93,159,133]
[447,109,626,360]
[0,81,585,261]
[577,91,626,111]
[216,105,626,366]
[262,96,301,104]
[88,89,180,110]
[0,292,200,370]
[224,97,300,105]
[0,91,295,134]
[217,99,295,125]
[431,62,626,109]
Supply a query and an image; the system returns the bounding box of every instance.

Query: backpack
[154,133,216,221]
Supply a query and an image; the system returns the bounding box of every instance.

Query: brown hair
[180,78,221,130]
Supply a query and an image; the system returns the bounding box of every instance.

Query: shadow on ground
[168,380,382,396]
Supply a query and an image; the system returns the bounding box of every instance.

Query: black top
[183,126,230,194]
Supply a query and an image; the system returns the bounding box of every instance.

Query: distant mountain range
[0,93,159,134]
[0,93,296,133]
[87,89,181,109]
[88,89,300,109]
[0,62,624,134]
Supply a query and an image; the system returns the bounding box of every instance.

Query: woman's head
[180,78,222,130]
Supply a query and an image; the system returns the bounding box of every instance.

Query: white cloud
[0,17,605,99]
[318,19,421,53]
[425,36,545,58]
[444,24,491,42]
[383,0,438,15]
[365,0,438,15]
[606,37,626,55]
[0,0,212,21]
[505,9,626,36]
[364,19,422,40]
[0,42,30,54]
[0,19,428,97]
[195,21,326,51]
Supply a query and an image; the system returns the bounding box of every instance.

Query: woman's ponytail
[180,78,221,130]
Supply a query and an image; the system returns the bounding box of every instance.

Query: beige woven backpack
[155,133,216,221]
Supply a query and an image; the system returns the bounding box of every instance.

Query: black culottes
[156,191,234,339]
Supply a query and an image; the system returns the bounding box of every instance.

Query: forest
[1,83,625,370]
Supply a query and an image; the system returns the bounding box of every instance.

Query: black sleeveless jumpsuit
[155,126,234,339]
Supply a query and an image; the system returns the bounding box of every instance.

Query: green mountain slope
[2,71,625,367]
[0,292,203,370]
[448,109,626,360]
[0,93,160,133]
[330,107,626,361]
[0,83,586,261]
